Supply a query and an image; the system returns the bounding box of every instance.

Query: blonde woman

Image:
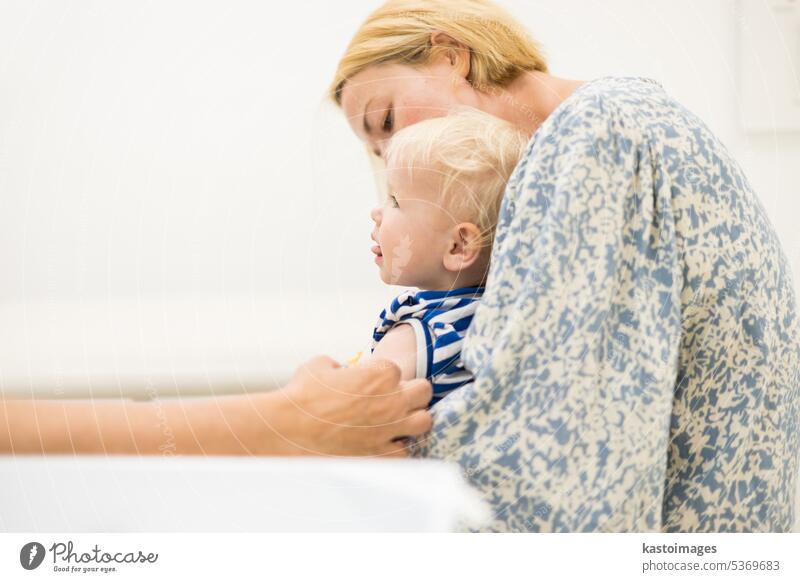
[330,0,800,532]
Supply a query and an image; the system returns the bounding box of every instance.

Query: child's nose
[370,206,382,224]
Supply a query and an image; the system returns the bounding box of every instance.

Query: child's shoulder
[382,286,484,315]
[374,287,484,335]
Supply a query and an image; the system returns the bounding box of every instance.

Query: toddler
[359,109,529,407]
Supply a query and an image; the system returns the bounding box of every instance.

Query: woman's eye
[382,108,393,133]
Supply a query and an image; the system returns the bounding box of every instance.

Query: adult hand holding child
[0,356,432,457]
[279,355,433,456]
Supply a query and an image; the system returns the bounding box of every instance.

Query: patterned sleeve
[414,96,683,531]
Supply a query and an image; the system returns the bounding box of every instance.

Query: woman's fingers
[401,378,433,410]
[378,440,410,458]
[363,357,402,390]
[294,355,342,386]
[282,355,433,456]
[398,409,433,437]
[306,354,341,370]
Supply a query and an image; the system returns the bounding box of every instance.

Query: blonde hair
[329,0,548,104]
[385,109,529,250]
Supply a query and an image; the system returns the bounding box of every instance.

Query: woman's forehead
[341,68,393,108]
[342,63,424,104]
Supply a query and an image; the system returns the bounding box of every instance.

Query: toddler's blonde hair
[384,109,529,250]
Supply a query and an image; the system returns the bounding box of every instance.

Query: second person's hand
[260,356,432,457]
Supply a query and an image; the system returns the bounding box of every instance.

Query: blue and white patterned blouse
[371,286,484,406]
[411,76,800,532]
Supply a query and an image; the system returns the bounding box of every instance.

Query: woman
[0,357,432,457]
[330,0,800,532]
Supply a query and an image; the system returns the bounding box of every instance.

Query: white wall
[0,0,798,387]
[0,0,797,532]
[0,0,396,394]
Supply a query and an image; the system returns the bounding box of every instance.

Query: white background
[0,0,798,532]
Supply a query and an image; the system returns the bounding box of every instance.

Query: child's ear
[443,223,483,272]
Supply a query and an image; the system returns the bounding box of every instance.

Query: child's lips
[371,245,383,263]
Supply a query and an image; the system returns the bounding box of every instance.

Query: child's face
[370,166,455,289]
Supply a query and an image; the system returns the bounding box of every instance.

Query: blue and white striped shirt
[370,286,484,406]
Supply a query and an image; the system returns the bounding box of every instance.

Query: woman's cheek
[400,96,449,127]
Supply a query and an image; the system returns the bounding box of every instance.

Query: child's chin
[379,270,400,286]
[383,275,416,288]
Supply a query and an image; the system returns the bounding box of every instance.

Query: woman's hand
[0,355,432,457]
[264,355,432,457]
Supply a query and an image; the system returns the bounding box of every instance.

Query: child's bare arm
[362,324,418,381]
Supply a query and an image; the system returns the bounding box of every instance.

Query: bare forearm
[0,392,298,456]
[0,356,433,457]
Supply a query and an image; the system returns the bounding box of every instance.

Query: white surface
[0,456,488,532]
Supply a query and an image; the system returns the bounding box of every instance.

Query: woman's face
[339,61,480,157]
